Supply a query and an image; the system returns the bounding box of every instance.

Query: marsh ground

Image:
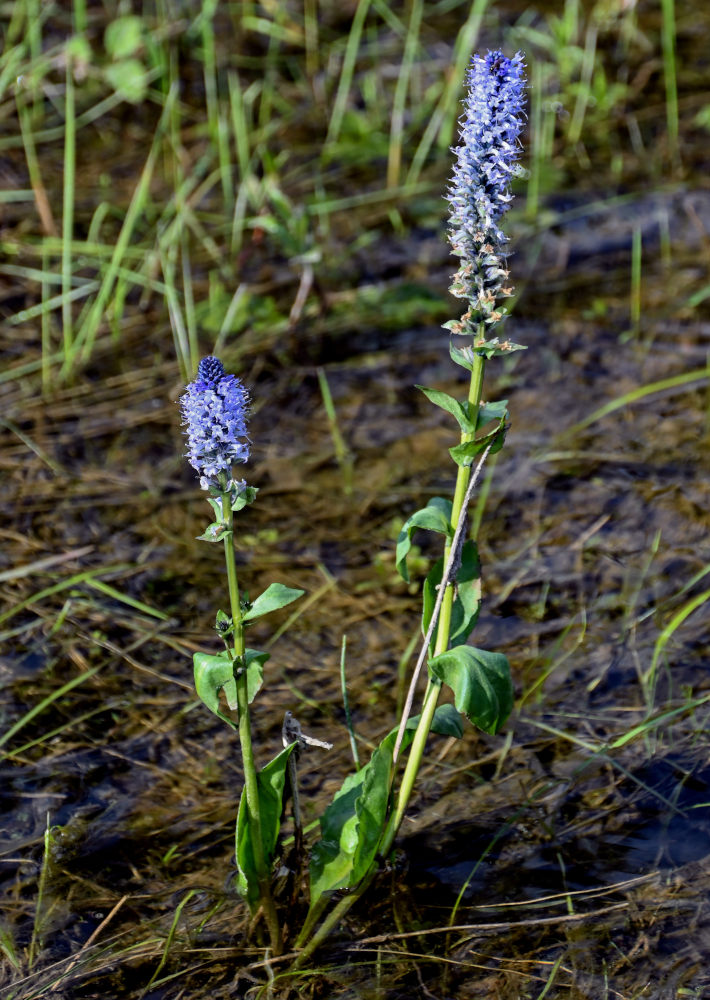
[1,1,710,997]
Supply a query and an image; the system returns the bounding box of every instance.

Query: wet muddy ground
[2,3,710,999]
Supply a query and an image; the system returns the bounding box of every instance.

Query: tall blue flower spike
[445,50,526,342]
[180,356,250,490]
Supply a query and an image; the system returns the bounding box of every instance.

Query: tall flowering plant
[178,50,526,960]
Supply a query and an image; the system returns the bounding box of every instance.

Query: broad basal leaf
[428,645,513,735]
[308,705,463,905]
[309,740,394,904]
[236,742,299,910]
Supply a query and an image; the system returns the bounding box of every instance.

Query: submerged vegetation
[2,0,710,997]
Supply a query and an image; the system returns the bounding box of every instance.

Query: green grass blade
[566,368,710,435]
[62,50,76,355]
[386,0,423,189]
[0,565,128,626]
[407,0,489,187]
[326,0,372,146]
[61,84,177,377]
[0,666,102,750]
[644,587,710,706]
[660,0,679,167]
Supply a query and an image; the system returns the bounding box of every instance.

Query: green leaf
[449,439,484,466]
[231,485,258,512]
[309,705,462,904]
[415,386,476,434]
[447,401,508,468]
[104,59,148,104]
[196,521,230,543]
[244,649,269,704]
[242,582,304,622]
[236,743,299,910]
[477,400,508,428]
[193,651,236,729]
[193,648,269,727]
[105,15,143,60]
[207,497,224,520]
[473,337,527,359]
[396,498,453,583]
[428,645,513,735]
[422,541,481,651]
[309,741,393,902]
[430,701,465,739]
[449,419,507,467]
[449,342,477,373]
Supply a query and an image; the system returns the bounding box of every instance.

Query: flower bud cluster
[446,50,526,336]
[180,356,250,490]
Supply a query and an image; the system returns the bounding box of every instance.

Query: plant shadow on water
[2,2,710,998]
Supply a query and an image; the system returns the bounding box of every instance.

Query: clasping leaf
[422,540,481,652]
[449,400,509,467]
[428,645,513,734]
[396,497,453,582]
[415,385,477,434]
[193,648,269,728]
[242,582,304,622]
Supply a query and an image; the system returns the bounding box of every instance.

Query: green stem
[223,497,281,955]
[388,350,486,837]
[292,867,377,970]
[294,893,330,951]
[293,347,490,963]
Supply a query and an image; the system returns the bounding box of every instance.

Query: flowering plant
[179,49,526,961]
[179,355,304,952]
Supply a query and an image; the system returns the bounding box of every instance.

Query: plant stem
[294,348,490,964]
[294,893,330,951]
[388,350,486,834]
[223,496,282,955]
[292,867,377,969]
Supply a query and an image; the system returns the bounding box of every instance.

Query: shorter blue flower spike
[180,356,250,489]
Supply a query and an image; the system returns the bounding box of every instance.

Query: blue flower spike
[180,355,251,491]
[446,50,526,339]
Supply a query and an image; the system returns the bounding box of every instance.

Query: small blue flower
[180,356,250,489]
[446,50,526,334]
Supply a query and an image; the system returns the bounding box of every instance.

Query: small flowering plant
[178,49,526,961]
[180,355,304,953]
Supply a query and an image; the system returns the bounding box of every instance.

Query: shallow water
[3,208,709,996]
